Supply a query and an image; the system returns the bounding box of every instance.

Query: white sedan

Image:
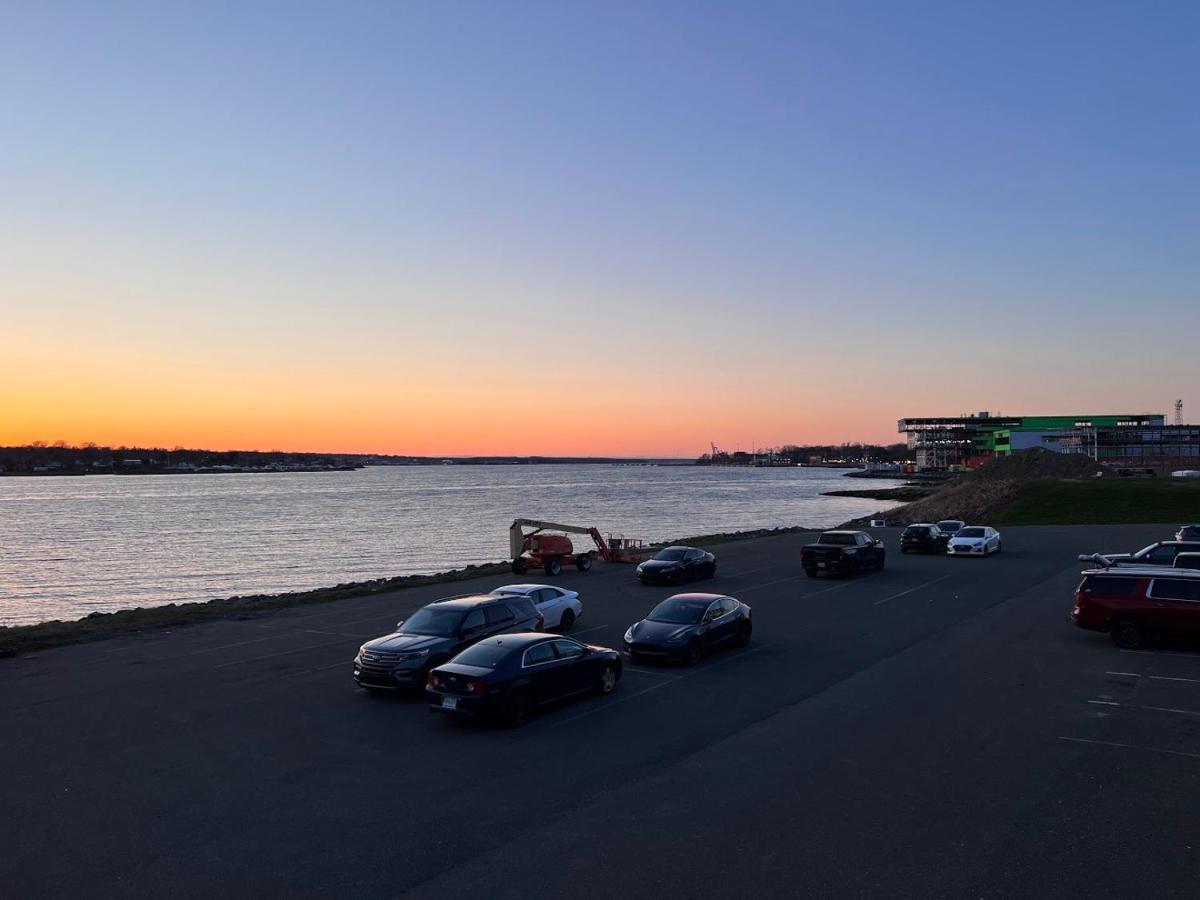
[946,526,1002,556]
[489,584,583,630]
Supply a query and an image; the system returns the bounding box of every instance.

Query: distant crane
[1176,399,1184,426]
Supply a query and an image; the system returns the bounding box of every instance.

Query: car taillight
[427,672,440,689]
[465,678,488,695]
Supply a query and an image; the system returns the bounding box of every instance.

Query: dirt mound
[967,448,1104,481]
[842,449,1104,526]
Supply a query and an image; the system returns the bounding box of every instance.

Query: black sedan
[623,593,751,665]
[426,633,621,726]
[636,546,716,584]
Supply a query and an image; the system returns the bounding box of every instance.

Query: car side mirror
[395,619,405,629]
[580,646,593,656]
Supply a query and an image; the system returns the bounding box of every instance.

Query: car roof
[821,530,862,535]
[489,584,553,594]
[664,592,727,602]
[660,545,697,551]
[473,632,568,649]
[1082,566,1200,579]
[428,594,504,608]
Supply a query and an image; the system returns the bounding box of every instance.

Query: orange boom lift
[508,518,645,576]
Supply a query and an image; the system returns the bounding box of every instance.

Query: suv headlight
[396,649,429,662]
[623,627,635,643]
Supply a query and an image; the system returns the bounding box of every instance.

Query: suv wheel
[1110,617,1146,649]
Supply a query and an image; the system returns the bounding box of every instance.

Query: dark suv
[900,524,947,554]
[354,594,543,692]
[1072,566,1200,648]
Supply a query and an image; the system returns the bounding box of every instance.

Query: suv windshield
[654,548,688,561]
[904,527,930,536]
[957,528,986,538]
[937,521,963,531]
[819,533,856,546]
[398,606,465,636]
[451,642,513,668]
[647,598,706,624]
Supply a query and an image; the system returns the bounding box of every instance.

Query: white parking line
[213,637,357,669]
[1058,736,1200,760]
[570,624,609,637]
[1119,648,1200,659]
[1087,699,1200,717]
[872,574,953,606]
[623,665,681,678]
[1106,671,1200,685]
[551,646,766,727]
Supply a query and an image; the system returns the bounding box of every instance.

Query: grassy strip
[991,478,1200,526]
[0,525,825,656]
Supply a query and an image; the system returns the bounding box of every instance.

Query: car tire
[597,665,619,694]
[576,553,592,572]
[1110,617,1146,649]
[805,568,818,578]
[544,556,562,576]
[559,608,576,631]
[706,563,716,579]
[683,639,703,666]
[737,621,752,647]
[996,540,1002,554]
[511,558,527,575]
[506,692,535,727]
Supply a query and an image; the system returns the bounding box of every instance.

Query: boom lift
[508,518,644,576]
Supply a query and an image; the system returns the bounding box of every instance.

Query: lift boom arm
[509,518,611,560]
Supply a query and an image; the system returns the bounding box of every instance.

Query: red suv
[1071,566,1200,648]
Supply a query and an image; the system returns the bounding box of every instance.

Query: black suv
[354,594,543,692]
[900,523,947,554]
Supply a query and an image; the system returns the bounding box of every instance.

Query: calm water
[0,465,900,626]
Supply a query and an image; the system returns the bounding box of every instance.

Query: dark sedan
[636,546,716,584]
[623,593,751,665]
[426,633,621,726]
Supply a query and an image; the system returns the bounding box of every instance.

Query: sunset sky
[3,2,1197,456]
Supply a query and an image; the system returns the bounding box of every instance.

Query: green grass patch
[993,478,1200,526]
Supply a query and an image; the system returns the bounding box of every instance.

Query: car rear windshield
[957,528,986,538]
[904,527,930,536]
[399,606,464,636]
[654,548,688,561]
[818,533,855,545]
[1080,575,1139,595]
[451,643,513,668]
[647,598,706,624]
[937,521,962,530]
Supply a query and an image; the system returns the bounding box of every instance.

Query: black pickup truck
[801,530,886,577]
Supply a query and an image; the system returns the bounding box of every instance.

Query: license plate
[441,696,458,710]
[817,562,826,569]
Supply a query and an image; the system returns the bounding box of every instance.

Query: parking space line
[1087,699,1200,718]
[1106,671,1200,685]
[623,665,681,678]
[570,624,609,637]
[1119,648,1200,659]
[213,637,357,669]
[872,574,953,606]
[739,575,803,593]
[1058,736,1200,760]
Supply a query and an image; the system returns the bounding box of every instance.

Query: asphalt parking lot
[3,523,1199,898]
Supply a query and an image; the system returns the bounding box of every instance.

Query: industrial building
[896,412,1188,471]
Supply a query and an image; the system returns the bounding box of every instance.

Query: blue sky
[2,2,1197,452]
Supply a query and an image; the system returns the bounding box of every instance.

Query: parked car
[489,584,583,630]
[636,546,716,585]
[947,526,1002,556]
[426,633,621,725]
[1077,541,1200,568]
[801,530,886,577]
[354,594,543,692]
[1173,553,1200,570]
[623,593,752,664]
[1177,525,1200,541]
[900,523,948,554]
[1071,566,1200,648]
[936,520,966,539]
